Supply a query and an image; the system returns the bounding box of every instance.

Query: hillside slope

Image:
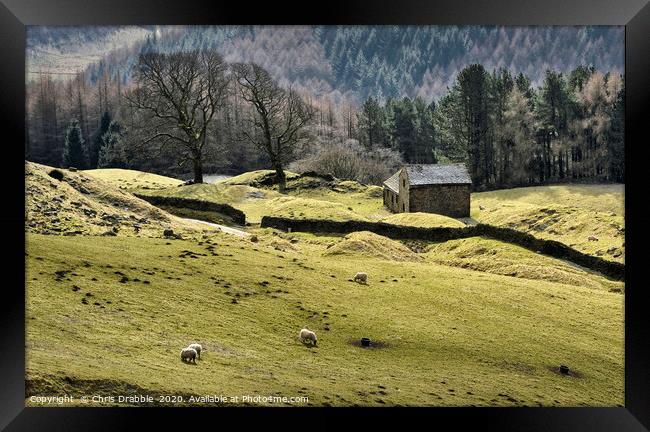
[26,162,207,237]
[472,185,624,263]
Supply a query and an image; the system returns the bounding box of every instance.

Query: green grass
[472,184,625,263]
[26,230,623,407]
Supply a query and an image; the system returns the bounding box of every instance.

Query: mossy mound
[366,185,384,198]
[425,237,623,291]
[26,162,204,237]
[381,212,465,228]
[84,168,183,191]
[267,196,367,222]
[324,231,422,262]
[332,180,366,193]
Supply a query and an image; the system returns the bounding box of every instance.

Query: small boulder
[48,169,64,181]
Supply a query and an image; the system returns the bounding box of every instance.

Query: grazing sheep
[299,328,317,346]
[588,236,599,242]
[180,347,197,364]
[187,343,203,359]
[354,272,368,284]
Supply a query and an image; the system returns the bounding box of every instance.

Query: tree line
[26,47,624,191]
[353,64,624,188]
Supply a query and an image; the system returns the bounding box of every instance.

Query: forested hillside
[26,26,624,189]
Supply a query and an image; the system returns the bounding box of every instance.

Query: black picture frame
[2,0,648,429]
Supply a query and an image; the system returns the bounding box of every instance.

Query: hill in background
[27,25,623,102]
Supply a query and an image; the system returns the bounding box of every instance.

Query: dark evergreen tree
[391,97,418,163]
[537,70,571,181]
[488,69,514,185]
[97,120,124,168]
[515,72,534,101]
[62,119,87,169]
[91,111,112,169]
[457,64,490,187]
[413,97,437,164]
[357,97,384,149]
[607,85,624,182]
[568,65,596,92]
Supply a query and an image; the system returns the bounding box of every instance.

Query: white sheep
[187,343,203,359]
[299,328,317,346]
[354,272,368,284]
[180,347,197,364]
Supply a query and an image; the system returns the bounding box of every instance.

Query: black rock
[48,169,64,181]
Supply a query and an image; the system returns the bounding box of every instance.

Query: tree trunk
[193,155,203,184]
[275,165,286,193]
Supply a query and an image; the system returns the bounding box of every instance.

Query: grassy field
[26,166,625,407]
[26,231,623,407]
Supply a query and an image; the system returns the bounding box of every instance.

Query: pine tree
[606,81,624,182]
[97,120,124,168]
[91,111,112,169]
[457,64,490,187]
[62,119,87,169]
[357,97,384,149]
[537,70,570,181]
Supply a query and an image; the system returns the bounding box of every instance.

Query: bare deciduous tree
[232,63,313,192]
[128,50,229,183]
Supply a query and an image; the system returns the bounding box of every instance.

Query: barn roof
[405,163,472,186]
[383,171,400,193]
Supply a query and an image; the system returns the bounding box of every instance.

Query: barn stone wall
[383,187,400,212]
[398,169,409,212]
[134,194,246,225]
[407,184,470,218]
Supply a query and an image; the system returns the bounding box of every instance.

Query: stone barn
[382,164,472,218]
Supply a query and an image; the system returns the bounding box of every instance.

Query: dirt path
[182,218,250,238]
